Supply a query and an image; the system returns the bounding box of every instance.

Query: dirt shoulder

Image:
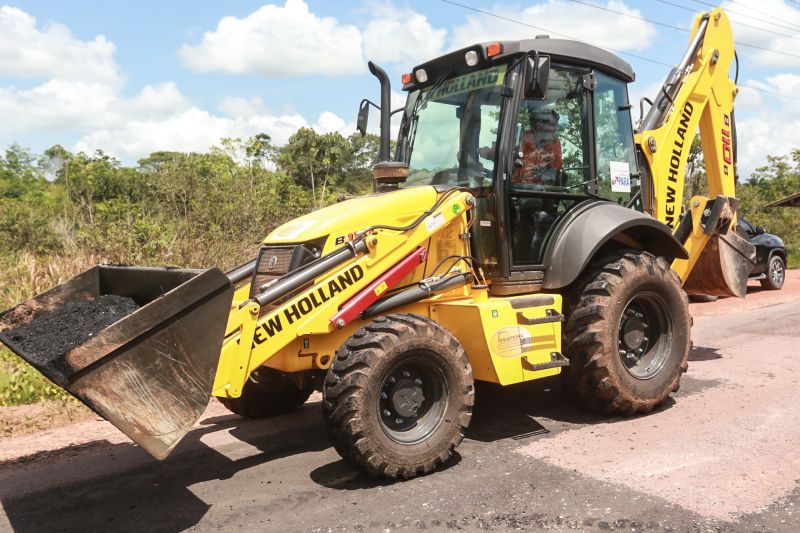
[0,400,92,440]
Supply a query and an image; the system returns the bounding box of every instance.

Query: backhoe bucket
[683,230,756,298]
[0,265,233,459]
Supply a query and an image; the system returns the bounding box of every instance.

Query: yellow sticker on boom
[373,281,388,296]
[430,66,506,101]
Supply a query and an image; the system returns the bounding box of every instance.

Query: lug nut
[414,378,423,385]
[402,371,410,378]
[383,410,391,417]
[380,392,388,400]
[389,376,396,384]
[395,418,404,424]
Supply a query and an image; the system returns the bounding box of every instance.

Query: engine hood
[264,186,439,250]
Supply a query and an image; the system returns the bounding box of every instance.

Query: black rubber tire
[220,368,313,419]
[563,250,691,416]
[760,255,785,290]
[323,313,474,479]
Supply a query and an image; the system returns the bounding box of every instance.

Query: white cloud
[449,0,656,52]
[0,81,189,135]
[735,73,800,177]
[0,80,116,132]
[74,108,354,161]
[0,4,363,162]
[178,0,365,76]
[627,80,665,124]
[363,4,447,66]
[218,96,271,118]
[0,6,121,86]
[722,0,800,68]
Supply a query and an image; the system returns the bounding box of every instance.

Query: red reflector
[486,42,503,58]
[401,72,413,84]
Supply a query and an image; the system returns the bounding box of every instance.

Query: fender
[541,200,688,289]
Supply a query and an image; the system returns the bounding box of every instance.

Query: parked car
[737,217,787,290]
[690,217,787,302]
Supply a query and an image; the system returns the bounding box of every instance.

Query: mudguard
[541,200,688,290]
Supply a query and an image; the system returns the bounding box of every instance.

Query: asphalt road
[1,278,799,532]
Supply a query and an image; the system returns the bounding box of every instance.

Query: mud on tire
[563,250,691,416]
[323,313,474,479]
[220,367,313,419]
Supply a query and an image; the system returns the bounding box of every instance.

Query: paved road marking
[517,301,800,519]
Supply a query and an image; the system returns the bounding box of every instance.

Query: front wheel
[564,250,691,415]
[323,314,474,479]
[220,368,313,419]
[761,255,785,290]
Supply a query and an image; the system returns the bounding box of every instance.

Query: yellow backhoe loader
[0,8,754,479]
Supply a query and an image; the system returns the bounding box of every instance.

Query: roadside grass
[0,250,97,406]
[789,248,800,269]
[0,349,73,406]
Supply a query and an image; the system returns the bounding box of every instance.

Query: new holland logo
[267,256,278,270]
[252,264,365,348]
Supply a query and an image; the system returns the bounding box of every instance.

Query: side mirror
[524,54,550,100]
[356,99,370,137]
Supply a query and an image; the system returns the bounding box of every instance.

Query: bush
[0,349,73,406]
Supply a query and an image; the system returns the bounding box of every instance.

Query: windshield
[397,65,506,189]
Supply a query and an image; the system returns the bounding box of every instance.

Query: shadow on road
[467,377,678,443]
[1,362,703,530]
[308,453,462,491]
[689,345,723,361]
[0,402,330,533]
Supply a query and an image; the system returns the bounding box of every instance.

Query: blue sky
[1,0,798,177]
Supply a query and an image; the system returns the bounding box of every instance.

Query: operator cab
[362,38,643,295]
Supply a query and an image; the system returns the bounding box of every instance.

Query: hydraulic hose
[361,273,472,319]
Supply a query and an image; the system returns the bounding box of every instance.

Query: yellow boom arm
[635,8,754,296]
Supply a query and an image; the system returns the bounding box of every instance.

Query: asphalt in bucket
[1,295,140,378]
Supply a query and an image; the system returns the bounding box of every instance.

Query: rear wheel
[564,250,691,415]
[323,314,474,479]
[761,255,785,290]
[220,368,313,419]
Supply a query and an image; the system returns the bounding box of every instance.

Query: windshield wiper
[405,69,454,157]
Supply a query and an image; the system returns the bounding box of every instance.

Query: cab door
[506,67,594,271]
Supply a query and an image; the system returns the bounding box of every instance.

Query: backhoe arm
[635,8,755,296]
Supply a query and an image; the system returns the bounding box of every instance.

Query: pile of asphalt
[0,295,140,379]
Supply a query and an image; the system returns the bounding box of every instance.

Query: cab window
[510,69,591,193]
[593,72,639,206]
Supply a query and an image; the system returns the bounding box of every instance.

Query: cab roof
[404,38,635,91]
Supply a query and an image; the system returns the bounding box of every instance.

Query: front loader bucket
[0,265,233,459]
[683,230,756,298]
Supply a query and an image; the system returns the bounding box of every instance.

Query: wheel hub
[620,307,649,359]
[617,293,671,380]
[773,261,784,284]
[381,370,428,426]
[377,359,448,445]
[390,379,425,418]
